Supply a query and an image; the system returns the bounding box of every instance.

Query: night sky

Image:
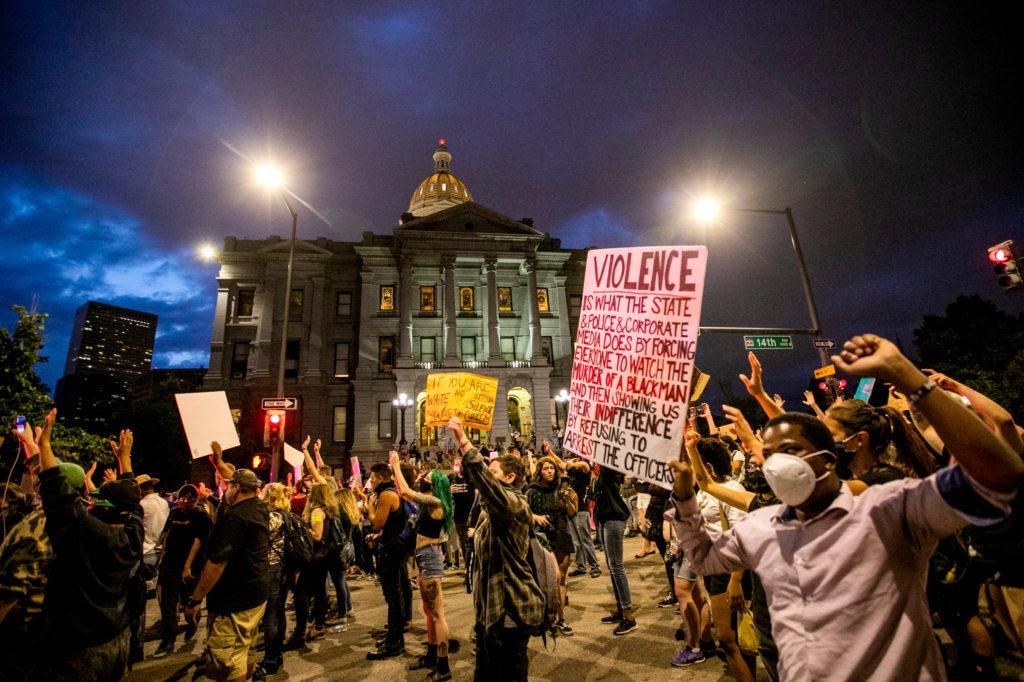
[3,2,1021,404]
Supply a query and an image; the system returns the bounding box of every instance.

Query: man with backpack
[447,416,544,682]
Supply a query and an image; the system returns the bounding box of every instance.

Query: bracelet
[458,440,470,449]
[906,379,936,404]
[187,596,202,609]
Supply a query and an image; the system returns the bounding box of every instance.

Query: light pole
[554,388,570,451]
[693,201,833,395]
[256,164,299,483]
[393,393,413,445]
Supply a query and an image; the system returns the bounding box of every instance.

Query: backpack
[279,511,313,569]
[526,531,561,645]
[395,499,419,555]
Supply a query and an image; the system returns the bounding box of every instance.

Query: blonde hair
[304,482,340,522]
[335,488,361,526]
[263,482,291,513]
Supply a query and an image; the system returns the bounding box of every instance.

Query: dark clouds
[1,2,1021,399]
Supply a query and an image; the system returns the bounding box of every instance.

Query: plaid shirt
[463,447,543,631]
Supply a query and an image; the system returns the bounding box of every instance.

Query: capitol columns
[397,254,414,368]
[442,255,459,367]
[485,255,503,367]
[526,256,546,364]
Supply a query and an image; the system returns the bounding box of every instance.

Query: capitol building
[204,141,587,468]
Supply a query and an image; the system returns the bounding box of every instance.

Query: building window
[420,285,436,312]
[333,406,348,444]
[285,339,300,379]
[379,285,395,312]
[230,342,249,378]
[568,294,582,318]
[378,336,395,372]
[336,292,352,317]
[459,287,474,311]
[236,290,255,317]
[497,287,513,312]
[289,289,304,319]
[420,337,436,363]
[460,336,477,362]
[541,336,554,367]
[500,336,516,362]
[334,342,350,378]
[536,287,550,313]
[378,401,393,440]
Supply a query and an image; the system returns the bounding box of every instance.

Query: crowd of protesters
[2,332,1023,681]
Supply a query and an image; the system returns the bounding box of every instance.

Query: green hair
[430,469,454,534]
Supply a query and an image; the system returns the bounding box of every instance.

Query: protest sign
[562,246,708,488]
[424,372,500,430]
[350,456,362,486]
[174,391,240,459]
[283,442,304,469]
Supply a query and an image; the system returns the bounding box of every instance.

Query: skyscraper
[56,301,158,431]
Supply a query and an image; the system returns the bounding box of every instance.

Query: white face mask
[762,450,833,507]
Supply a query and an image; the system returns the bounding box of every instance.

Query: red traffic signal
[989,248,1011,264]
[264,411,286,446]
[987,240,1023,292]
[269,414,281,425]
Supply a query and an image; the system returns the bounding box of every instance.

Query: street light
[197,243,218,262]
[693,198,833,391]
[256,163,299,483]
[392,393,414,445]
[554,388,570,429]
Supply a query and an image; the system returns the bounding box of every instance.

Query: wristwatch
[187,596,203,609]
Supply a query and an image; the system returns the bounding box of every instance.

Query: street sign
[261,397,298,410]
[813,364,836,379]
[743,335,793,350]
[813,338,836,349]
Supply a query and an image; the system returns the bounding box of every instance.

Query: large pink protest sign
[562,246,707,488]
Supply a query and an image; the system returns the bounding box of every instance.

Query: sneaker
[152,641,174,659]
[409,655,437,671]
[568,567,587,577]
[670,646,706,667]
[600,612,623,624]
[252,658,280,680]
[366,643,405,660]
[589,568,602,578]
[427,670,453,682]
[282,634,308,651]
[658,595,678,608]
[556,620,574,636]
[613,618,638,636]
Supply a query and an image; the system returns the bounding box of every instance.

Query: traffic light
[988,240,1023,292]
[264,411,286,447]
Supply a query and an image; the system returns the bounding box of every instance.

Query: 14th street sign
[261,397,298,410]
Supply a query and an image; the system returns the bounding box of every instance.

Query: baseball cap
[228,468,261,489]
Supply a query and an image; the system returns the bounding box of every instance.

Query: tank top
[416,509,444,539]
[376,483,406,544]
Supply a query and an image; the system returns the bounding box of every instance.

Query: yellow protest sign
[424,372,499,430]
[813,364,836,379]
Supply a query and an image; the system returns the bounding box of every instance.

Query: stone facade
[205,147,586,468]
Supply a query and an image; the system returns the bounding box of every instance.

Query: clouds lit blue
[0,166,214,391]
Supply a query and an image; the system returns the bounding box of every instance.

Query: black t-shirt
[449,473,475,524]
[565,467,590,504]
[205,496,269,614]
[161,506,211,576]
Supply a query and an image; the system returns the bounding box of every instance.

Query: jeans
[378,547,406,647]
[262,562,289,662]
[601,519,631,611]
[569,510,600,570]
[474,623,530,682]
[293,557,328,633]
[328,547,352,616]
[157,571,193,645]
[456,522,473,591]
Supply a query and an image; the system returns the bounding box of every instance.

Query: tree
[914,295,1024,419]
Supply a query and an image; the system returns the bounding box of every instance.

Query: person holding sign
[389,452,456,681]
[668,334,1023,681]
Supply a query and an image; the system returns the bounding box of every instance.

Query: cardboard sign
[689,366,710,403]
[174,391,241,459]
[283,442,304,469]
[562,246,708,489]
[854,377,876,402]
[350,456,362,486]
[813,364,836,379]
[424,372,499,430]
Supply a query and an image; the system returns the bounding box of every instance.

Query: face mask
[762,450,833,507]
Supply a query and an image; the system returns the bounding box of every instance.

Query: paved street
[128,534,766,681]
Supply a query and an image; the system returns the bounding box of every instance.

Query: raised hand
[302,435,311,451]
[103,468,117,483]
[210,441,223,460]
[802,390,817,407]
[388,451,401,468]
[773,393,785,409]
[831,334,910,383]
[447,416,466,445]
[738,352,765,397]
[922,369,960,393]
[668,459,695,501]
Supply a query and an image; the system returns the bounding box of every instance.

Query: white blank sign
[175,391,240,459]
[283,442,304,469]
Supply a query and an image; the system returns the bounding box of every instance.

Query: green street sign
[743,335,793,350]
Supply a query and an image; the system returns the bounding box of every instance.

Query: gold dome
[408,139,474,217]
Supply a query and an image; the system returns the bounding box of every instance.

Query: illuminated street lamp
[554,388,570,430]
[257,163,299,482]
[693,199,833,391]
[392,393,414,445]
[197,243,218,262]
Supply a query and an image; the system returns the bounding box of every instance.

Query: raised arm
[684,425,755,512]
[925,370,1023,455]
[700,403,718,435]
[834,335,1024,493]
[389,451,441,509]
[110,428,134,476]
[302,436,327,485]
[722,405,764,464]
[739,352,783,420]
[209,441,233,480]
[667,458,747,575]
[802,390,827,420]
[448,416,518,522]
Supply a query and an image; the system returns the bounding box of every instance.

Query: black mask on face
[744,464,773,495]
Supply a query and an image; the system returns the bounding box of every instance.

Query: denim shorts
[672,554,697,582]
[414,543,445,579]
